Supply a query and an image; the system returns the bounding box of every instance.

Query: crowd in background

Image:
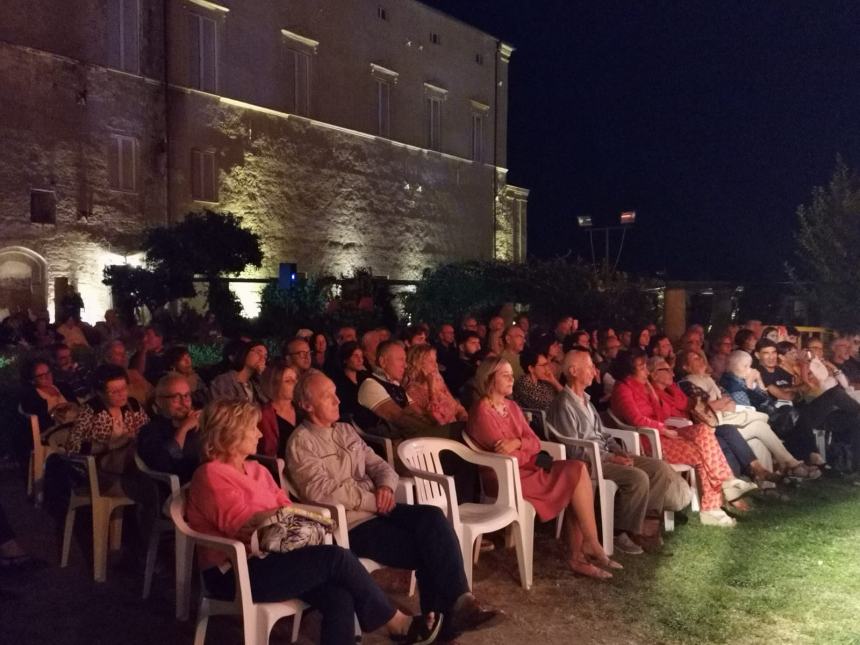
[6,305,860,643]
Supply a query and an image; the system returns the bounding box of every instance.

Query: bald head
[563,349,596,388]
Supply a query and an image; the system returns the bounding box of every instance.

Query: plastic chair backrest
[397,438,456,512]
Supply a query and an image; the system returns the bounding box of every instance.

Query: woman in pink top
[466,357,620,580]
[186,399,442,645]
[610,350,737,527]
[404,344,468,426]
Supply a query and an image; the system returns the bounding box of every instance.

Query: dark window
[430,32,440,45]
[30,190,56,224]
[377,7,387,20]
[475,53,484,65]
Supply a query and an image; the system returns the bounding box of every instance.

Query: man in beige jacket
[286,369,501,642]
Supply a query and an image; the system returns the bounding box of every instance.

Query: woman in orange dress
[466,356,620,580]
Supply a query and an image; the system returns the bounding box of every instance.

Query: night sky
[422,0,860,281]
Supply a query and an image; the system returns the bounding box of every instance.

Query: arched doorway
[0,246,48,318]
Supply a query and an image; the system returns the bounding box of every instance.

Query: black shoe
[391,613,443,645]
[448,597,504,634]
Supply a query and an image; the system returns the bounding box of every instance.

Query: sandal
[585,553,623,570]
[570,560,613,580]
[391,613,444,645]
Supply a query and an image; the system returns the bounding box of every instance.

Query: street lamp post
[577,211,636,270]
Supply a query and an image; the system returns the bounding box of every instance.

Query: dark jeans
[797,386,860,461]
[348,504,469,615]
[203,544,395,645]
[714,425,757,476]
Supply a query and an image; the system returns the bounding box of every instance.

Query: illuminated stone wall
[0,38,166,321]
[0,0,527,320]
[168,89,499,281]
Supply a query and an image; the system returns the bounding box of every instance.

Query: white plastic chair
[461,431,567,590]
[18,405,60,506]
[543,421,619,556]
[60,454,136,582]
[133,453,191,619]
[169,488,321,645]
[397,437,522,590]
[606,410,700,531]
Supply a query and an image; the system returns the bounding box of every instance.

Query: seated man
[137,373,201,484]
[51,342,91,400]
[547,349,691,552]
[131,325,168,385]
[283,337,312,374]
[442,331,481,402]
[355,340,441,438]
[830,336,860,388]
[499,325,527,380]
[287,370,501,640]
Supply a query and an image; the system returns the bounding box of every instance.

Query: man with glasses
[283,338,312,374]
[137,374,201,483]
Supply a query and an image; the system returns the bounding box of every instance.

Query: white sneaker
[722,478,758,502]
[613,533,644,555]
[700,509,737,528]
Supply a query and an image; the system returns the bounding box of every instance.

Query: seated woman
[609,350,739,527]
[677,349,812,478]
[512,347,563,412]
[67,364,150,495]
[186,399,440,645]
[734,329,757,356]
[646,355,774,497]
[403,344,468,426]
[467,356,620,579]
[720,349,822,469]
[19,358,77,432]
[164,345,208,409]
[209,340,268,404]
[707,333,734,381]
[257,358,299,458]
[333,341,369,423]
[309,332,329,371]
[102,339,153,407]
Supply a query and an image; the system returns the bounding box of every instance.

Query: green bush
[403,258,659,328]
[257,278,333,338]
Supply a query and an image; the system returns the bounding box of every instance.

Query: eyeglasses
[159,392,192,401]
[33,371,51,378]
[656,367,672,372]
[290,351,310,358]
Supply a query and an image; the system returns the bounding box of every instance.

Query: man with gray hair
[137,373,201,483]
[287,369,502,641]
[547,349,691,553]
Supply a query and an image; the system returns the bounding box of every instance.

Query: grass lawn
[620,478,860,644]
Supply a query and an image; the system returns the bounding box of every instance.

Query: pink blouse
[406,372,465,425]
[186,460,291,570]
[467,398,583,521]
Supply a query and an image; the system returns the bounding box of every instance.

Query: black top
[20,382,76,431]
[136,415,201,484]
[276,414,296,459]
[334,370,369,424]
[760,366,794,390]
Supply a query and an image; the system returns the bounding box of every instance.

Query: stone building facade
[0,0,528,321]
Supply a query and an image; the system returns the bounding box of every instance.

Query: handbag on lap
[250,505,336,556]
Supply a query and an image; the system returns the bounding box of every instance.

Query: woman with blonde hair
[404,344,468,425]
[186,399,442,645]
[466,356,620,580]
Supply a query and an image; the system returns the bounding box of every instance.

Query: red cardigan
[257,403,280,457]
[610,378,690,433]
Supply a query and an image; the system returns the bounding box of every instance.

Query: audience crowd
[6,305,860,644]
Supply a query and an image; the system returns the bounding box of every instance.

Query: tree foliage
[790,158,860,328]
[103,210,263,326]
[403,259,659,328]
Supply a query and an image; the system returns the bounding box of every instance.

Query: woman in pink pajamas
[610,349,739,527]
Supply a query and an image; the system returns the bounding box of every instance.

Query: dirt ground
[1,463,663,645]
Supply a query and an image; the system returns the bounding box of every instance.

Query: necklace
[488,397,508,416]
